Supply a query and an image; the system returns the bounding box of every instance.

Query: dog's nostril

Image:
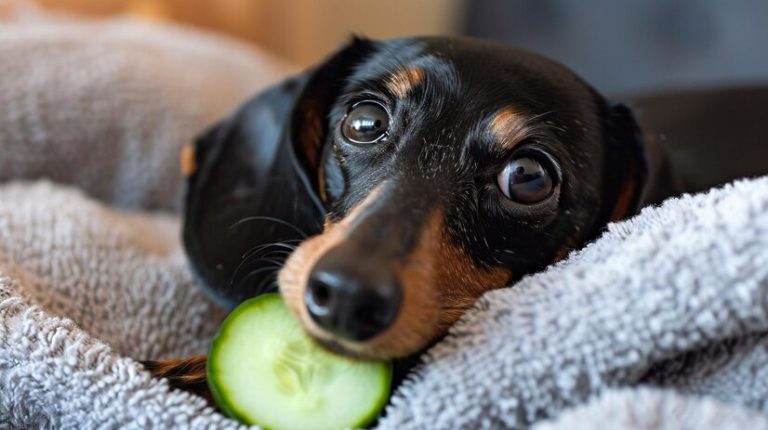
[306,276,334,317]
[310,281,331,307]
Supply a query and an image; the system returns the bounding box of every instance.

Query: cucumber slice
[207,293,392,430]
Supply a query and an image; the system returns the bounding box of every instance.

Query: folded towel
[534,388,768,430]
[0,182,237,428]
[0,15,287,429]
[376,176,768,429]
[0,15,291,212]
[2,176,767,429]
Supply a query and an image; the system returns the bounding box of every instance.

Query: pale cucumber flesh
[207,293,392,430]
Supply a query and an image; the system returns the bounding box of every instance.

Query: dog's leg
[141,355,213,405]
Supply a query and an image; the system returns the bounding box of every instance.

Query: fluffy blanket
[2,15,768,430]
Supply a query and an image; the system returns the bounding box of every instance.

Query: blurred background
[3,0,767,96]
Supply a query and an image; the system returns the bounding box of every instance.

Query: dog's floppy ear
[290,36,374,204]
[598,103,648,226]
[182,38,373,309]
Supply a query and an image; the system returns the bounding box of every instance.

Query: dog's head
[183,36,646,360]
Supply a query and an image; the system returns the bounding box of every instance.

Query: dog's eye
[341,102,389,143]
[497,157,554,204]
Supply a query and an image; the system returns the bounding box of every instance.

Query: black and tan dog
[144,36,768,402]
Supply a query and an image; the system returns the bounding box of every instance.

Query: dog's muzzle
[304,244,403,341]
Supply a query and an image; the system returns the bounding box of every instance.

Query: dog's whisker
[236,266,283,286]
[244,256,289,273]
[231,262,283,286]
[240,244,279,263]
[256,275,280,296]
[231,249,273,285]
[229,215,308,238]
[241,242,297,261]
[259,243,299,254]
[231,241,296,286]
[256,253,293,263]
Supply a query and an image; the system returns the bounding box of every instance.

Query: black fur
[184,36,649,309]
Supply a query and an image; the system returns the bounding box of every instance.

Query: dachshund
[142,36,768,404]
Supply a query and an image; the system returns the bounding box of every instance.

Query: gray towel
[535,388,768,430]
[0,15,283,429]
[0,182,236,429]
[376,177,768,430]
[2,177,767,429]
[0,14,291,212]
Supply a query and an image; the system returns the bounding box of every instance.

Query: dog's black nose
[305,257,402,342]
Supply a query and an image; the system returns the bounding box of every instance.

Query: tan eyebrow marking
[386,67,425,98]
[180,143,197,176]
[489,107,532,150]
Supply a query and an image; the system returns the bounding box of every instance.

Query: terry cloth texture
[0,182,235,428]
[533,388,768,430]
[2,178,767,429]
[376,177,768,430]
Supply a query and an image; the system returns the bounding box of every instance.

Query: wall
[19,0,466,67]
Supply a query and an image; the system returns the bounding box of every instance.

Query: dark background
[464,0,768,96]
